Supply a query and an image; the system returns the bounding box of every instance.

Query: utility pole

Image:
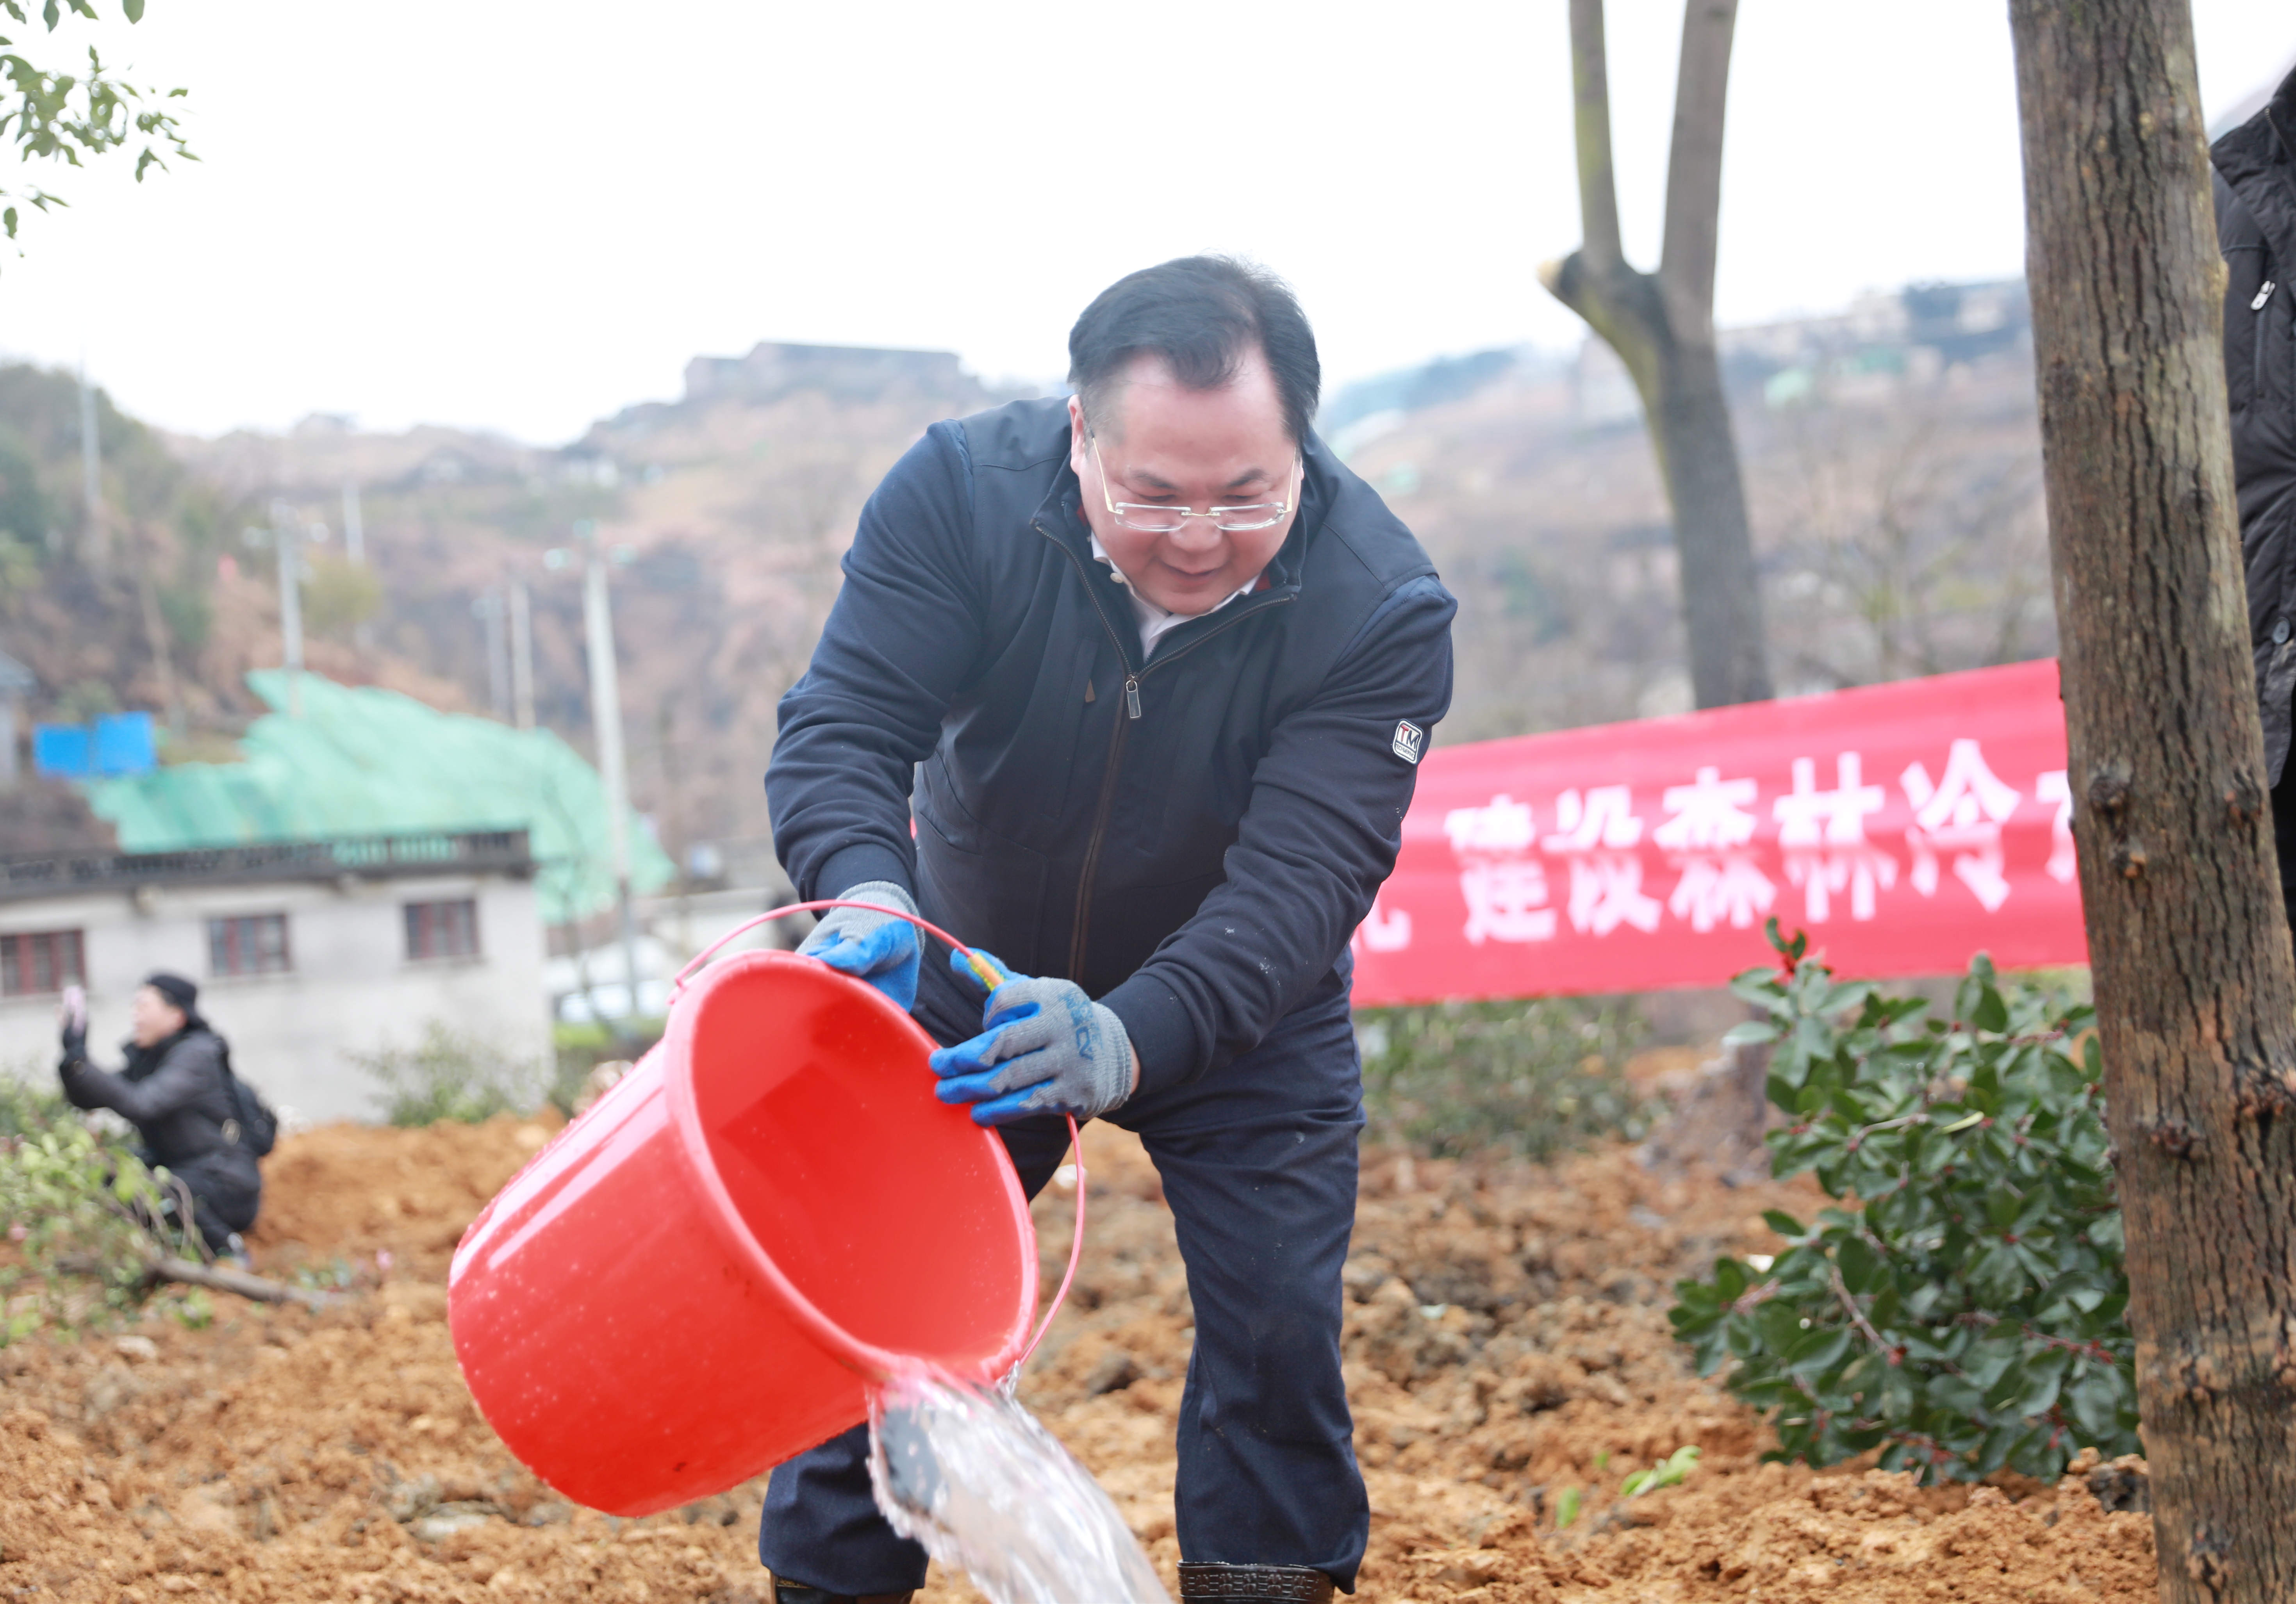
[77,365,108,570]
[250,501,307,717]
[475,590,511,720]
[340,483,365,564]
[508,579,535,731]
[341,484,374,652]
[578,523,643,1025]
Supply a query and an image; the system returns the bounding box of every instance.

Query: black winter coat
[60,1027,262,1231]
[768,397,1456,1094]
[2214,66,2296,784]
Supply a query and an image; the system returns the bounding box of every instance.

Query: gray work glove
[797,880,921,1010]
[926,948,1136,1125]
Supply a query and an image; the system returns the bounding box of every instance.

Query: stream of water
[867,1369,1170,1604]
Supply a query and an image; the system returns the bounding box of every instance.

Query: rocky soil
[0,1114,2156,1602]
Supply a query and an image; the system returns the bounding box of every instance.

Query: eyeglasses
[1091,437,1298,534]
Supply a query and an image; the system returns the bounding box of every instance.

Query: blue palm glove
[797,880,921,1011]
[928,949,1136,1125]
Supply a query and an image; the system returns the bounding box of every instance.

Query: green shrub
[1668,924,2136,1484]
[1356,996,1652,1159]
[0,1080,174,1344]
[549,1017,661,1116]
[351,1023,547,1126]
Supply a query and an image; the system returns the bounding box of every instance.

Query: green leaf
[1786,1325,1854,1373]
[1553,1486,1581,1529]
[1971,986,2009,1034]
[1730,969,1786,1008]
[1762,1209,1807,1239]
[1836,1235,1882,1294]
[1723,1020,1779,1047]
[122,0,141,17]
[1756,1300,1805,1355]
[1821,980,1877,1016]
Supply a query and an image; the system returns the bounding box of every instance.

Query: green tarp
[86,671,673,925]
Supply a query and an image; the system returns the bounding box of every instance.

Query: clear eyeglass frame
[1090,437,1298,534]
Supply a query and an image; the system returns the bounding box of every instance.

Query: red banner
[1350,658,2085,1004]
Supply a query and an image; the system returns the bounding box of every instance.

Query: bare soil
[0,1114,2156,1602]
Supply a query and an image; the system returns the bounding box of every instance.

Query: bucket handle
[667,898,1085,1381]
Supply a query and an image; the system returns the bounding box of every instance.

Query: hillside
[0,290,2054,872]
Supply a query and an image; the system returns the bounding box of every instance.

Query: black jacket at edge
[2213,65,2296,784]
[767,397,1456,1094]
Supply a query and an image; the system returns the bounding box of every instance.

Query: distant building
[0,829,547,1125]
[681,341,981,408]
[1717,279,2032,411]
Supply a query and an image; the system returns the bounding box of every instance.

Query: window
[208,914,291,977]
[405,898,480,961]
[1,929,85,997]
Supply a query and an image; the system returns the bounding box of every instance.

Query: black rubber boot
[769,1577,915,1604]
[1177,1561,1337,1602]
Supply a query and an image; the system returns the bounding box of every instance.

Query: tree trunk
[1540,0,1773,709]
[2007,5,2296,1599]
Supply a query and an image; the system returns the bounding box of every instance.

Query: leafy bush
[1668,925,2135,1483]
[352,1023,547,1126]
[1356,996,1652,1159]
[0,1079,175,1344]
[549,1017,661,1116]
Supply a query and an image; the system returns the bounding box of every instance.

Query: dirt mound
[247,1114,559,1277]
[0,1116,2158,1602]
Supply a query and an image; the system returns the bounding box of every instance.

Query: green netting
[85,671,674,925]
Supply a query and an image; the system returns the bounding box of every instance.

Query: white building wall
[0,872,548,1125]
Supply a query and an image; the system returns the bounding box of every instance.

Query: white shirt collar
[1087,533,1259,658]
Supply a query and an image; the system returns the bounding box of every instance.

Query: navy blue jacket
[768,397,1455,1094]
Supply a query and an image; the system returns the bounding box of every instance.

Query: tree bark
[1540,0,1773,709]
[2007,5,2296,1599]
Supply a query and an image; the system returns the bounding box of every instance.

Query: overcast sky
[5,2,2293,446]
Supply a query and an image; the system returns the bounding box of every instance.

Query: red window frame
[404,898,480,961]
[0,929,85,997]
[208,914,291,977]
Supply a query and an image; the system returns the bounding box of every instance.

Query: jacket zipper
[2260,276,2278,400]
[1036,519,1294,979]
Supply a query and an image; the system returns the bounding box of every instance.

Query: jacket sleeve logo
[1392,720,1425,765]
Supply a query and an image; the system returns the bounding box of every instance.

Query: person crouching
[57,971,262,1265]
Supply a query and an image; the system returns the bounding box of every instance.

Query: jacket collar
[123,1025,196,1082]
[2214,66,2296,231]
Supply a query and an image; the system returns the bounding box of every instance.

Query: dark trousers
[757,990,1371,1597]
[154,1153,259,1255]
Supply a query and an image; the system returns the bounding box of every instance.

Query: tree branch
[1657,0,1737,340]
[1827,1260,1901,1361]
[1541,2,1671,426]
[57,1249,343,1310]
[150,1254,342,1310]
[1566,0,1624,273]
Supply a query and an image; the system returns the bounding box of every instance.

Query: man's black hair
[145,971,198,1014]
[1068,256,1320,445]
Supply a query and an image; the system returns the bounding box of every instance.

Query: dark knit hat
[143,972,199,1014]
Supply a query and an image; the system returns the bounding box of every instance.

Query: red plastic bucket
[447,948,1038,1516]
